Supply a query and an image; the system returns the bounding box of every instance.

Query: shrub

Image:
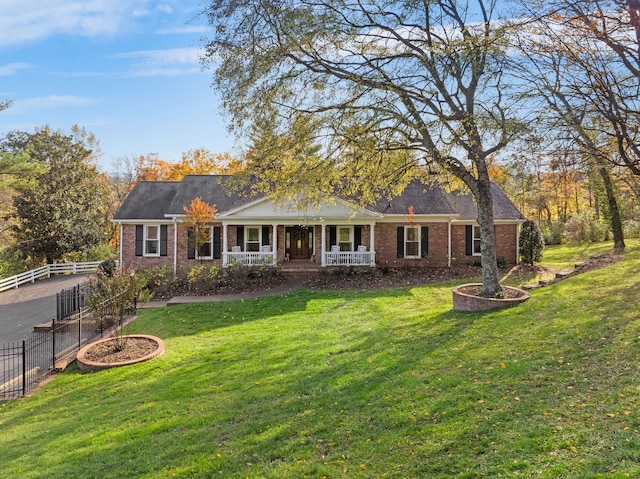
[541,221,564,245]
[519,219,545,265]
[563,212,608,244]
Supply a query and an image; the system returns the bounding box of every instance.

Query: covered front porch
[216,195,380,268]
[219,223,376,267]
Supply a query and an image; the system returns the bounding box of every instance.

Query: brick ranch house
[113,175,525,274]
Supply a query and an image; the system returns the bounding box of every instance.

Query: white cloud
[0,63,32,76]
[9,95,96,114]
[114,47,201,65]
[111,47,203,76]
[156,25,208,35]
[0,1,152,47]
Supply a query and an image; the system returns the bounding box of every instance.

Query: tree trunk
[474,179,501,296]
[597,165,626,251]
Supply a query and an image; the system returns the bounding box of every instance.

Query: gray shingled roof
[368,180,458,215]
[447,183,526,221]
[114,175,523,221]
[113,181,181,220]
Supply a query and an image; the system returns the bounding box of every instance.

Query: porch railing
[324,251,376,267]
[223,252,277,266]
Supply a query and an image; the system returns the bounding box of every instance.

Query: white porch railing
[223,252,277,266]
[0,261,104,293]
[324,251,376,267]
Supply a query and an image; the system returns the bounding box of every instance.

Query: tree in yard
[183,197,217,260]
[2,127,111,265]
[519,219,545,265]
[203,0,528,295]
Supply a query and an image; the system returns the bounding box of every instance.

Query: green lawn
[2,241,640,478]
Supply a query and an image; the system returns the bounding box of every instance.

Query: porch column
[223,223,228,265]
[272,224,278,262]
[369,222,375,266]
[321,224,326,266]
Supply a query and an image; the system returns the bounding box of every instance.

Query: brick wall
[374,222,450,267]
[120,223,175,272]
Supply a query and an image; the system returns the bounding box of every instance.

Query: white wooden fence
[0,261,103,293]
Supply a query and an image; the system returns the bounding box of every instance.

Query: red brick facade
[120,221,520,272]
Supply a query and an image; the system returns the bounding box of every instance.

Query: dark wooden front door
[286,226,313,259]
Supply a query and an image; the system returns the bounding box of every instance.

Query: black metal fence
[56,284,88,321]
[1,298,125,400]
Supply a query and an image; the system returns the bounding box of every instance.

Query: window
[145,225,159,256]
[338,226,353,251]
[473,225,481,255]
[405,226,420,258]
[196,227,213,259]
[245,226,260,252]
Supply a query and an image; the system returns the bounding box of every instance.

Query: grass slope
[1,243,639,478]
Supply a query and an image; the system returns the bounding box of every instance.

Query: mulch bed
[84,337,158,363]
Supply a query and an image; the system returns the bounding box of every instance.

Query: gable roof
[114,175,523,222]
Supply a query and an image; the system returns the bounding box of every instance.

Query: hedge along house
[113,175,525,274]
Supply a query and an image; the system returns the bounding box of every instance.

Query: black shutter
[421,226,429,257]
[187,227,195,259]
[135,225,143,256]
[465,225,473,256]
[160,225,168,256]
[262,226,270,246]
[213,227,221,259]
[354,226,362,247]
[329,226,336,247]
[397,227,404,258]
[237,226,244,251]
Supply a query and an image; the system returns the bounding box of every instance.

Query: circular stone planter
[76,334,165,371]
[452,283,530,312]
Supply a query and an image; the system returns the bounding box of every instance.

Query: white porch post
[369,222,375,266]
[321,224,326,266]
[272,223,278,262]
[223,223,228,265]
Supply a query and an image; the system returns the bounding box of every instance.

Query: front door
[286,226,313,259]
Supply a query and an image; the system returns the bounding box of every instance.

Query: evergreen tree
[519,220,545,265]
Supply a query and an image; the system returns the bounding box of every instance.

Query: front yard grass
[1,241,639,478]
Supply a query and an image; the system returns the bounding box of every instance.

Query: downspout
[118,222,123,274]
[447,219,452,267]
[516,222,521,265]
[173,217,178,278]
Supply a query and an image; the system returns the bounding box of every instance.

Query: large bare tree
[203,0,527,295]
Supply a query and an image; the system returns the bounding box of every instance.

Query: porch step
[281,267,321,276]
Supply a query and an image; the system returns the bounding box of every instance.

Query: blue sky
[0,1,235,172]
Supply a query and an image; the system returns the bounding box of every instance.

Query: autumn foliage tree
[135,149,244,183]
[183,197,217,259]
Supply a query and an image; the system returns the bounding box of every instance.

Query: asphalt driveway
[0,275,90,344]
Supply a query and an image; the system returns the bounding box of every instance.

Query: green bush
[541,220,564,245]
[519,219,545,265]
[563,212,609,244]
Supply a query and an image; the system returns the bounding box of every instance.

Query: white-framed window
[405,226,420,258]
[144,225,160,256]
[473,225,481,255]
[338,226,353,251]
[196,227,213,259]
[245,226,261,252]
